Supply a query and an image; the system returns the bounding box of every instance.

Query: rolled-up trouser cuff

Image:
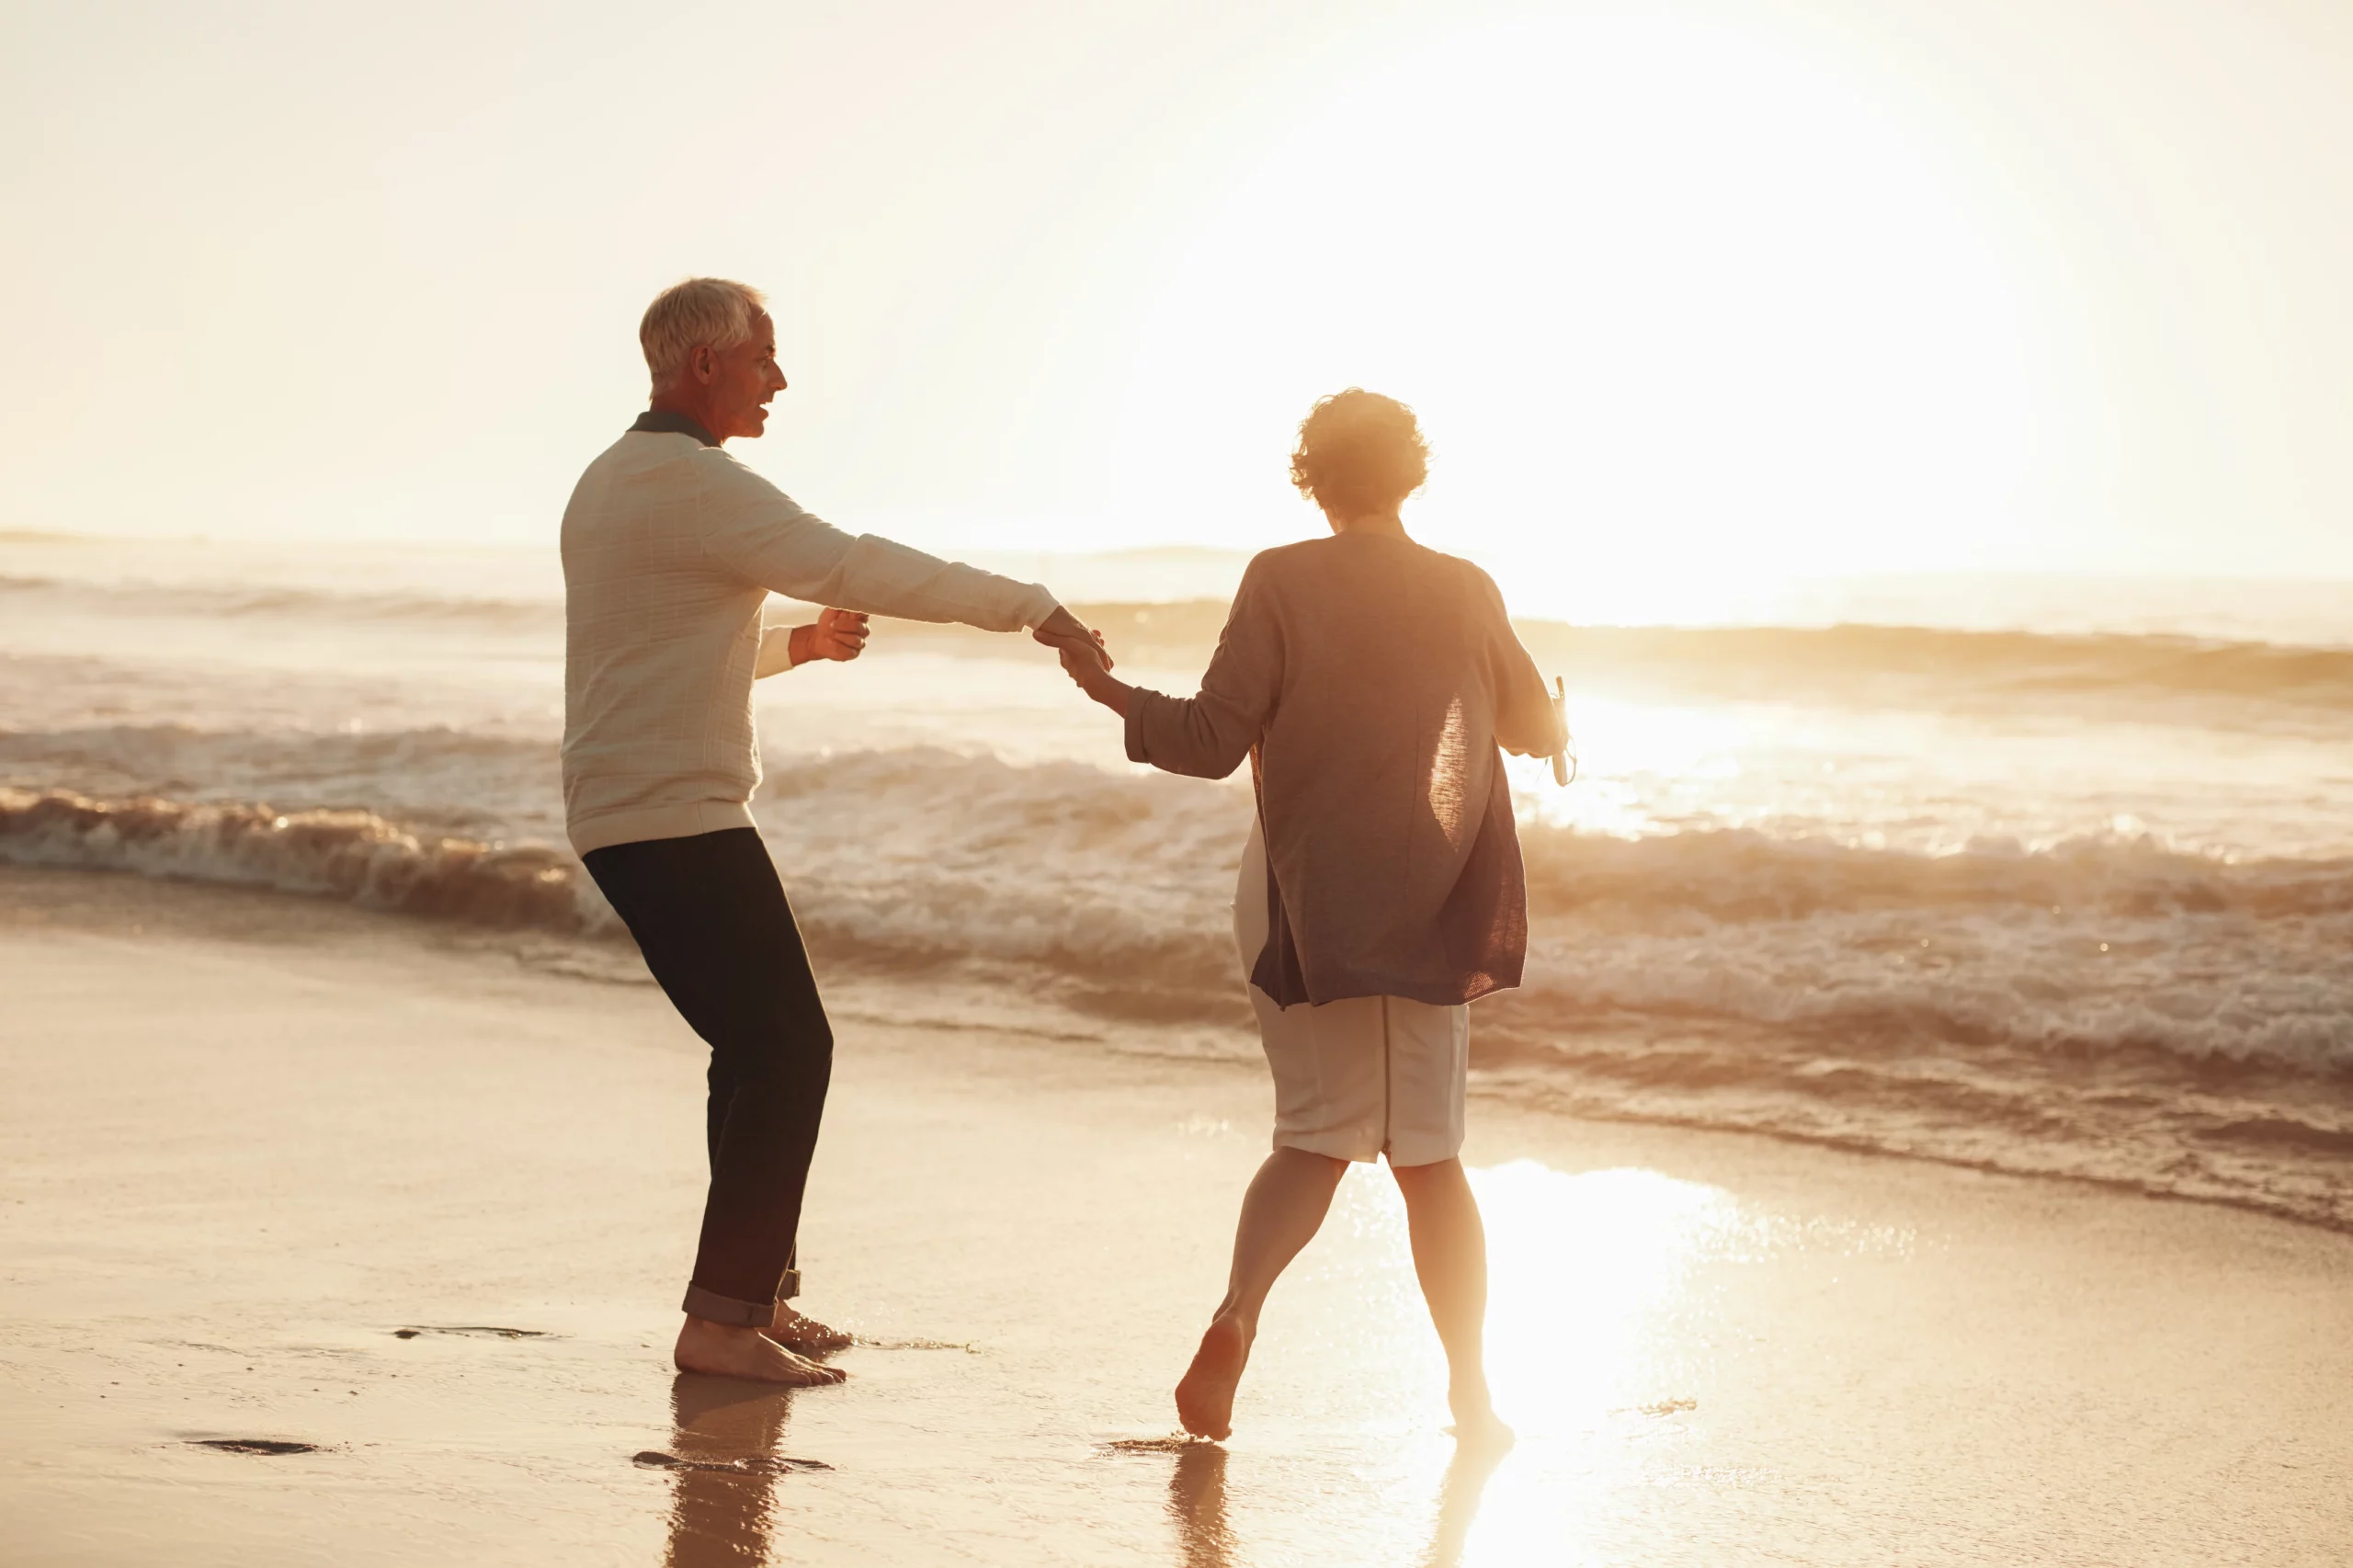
[682,1271,800,1328]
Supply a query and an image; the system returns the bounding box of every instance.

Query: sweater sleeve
[1477,568,1566,758]
[692,449,1059,632]
[1123,561,1282,780]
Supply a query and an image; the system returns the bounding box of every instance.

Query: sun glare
[1118,14,2033,623]
[1474,1161,1734,1427]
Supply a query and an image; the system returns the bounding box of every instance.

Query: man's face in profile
[704,311,788,440]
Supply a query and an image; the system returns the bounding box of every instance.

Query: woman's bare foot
[763,1306,852,1354]
[1446,1382,1513,1449]
[1175,1315,1251,1440]
[674,1317,847,1385]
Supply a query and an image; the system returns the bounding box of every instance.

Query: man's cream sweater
[561,424,1059,855]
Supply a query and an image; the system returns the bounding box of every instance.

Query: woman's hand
[757,609,870,677]
[790,608,870,666]
[1059,632,1132,717]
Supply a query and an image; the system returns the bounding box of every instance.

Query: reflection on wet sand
[1423,1437,1509,1567]
[656,1375,799,1568]
[1167,1444,1235,1567]
[1166,1435,1509,1567]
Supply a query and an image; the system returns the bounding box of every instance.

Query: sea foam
[8,742,2353,1233]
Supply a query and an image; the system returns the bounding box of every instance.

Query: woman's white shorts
[1232,818,1469,1168]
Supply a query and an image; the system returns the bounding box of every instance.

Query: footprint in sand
[1096,1435,1219,1454]
[632,1449,832,1474]
[188,1438,325,1455]
[391,1325,558,1340]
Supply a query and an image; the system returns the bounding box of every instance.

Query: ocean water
[4,531,2350,1230]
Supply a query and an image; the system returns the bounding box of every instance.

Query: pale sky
[4,0,2349,617]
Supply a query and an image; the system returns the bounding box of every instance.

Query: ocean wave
[0,573,563,631]
[10,743,2353,1082]
[11,759,2353,1233]
[14,568,2353,710]
[1518,821,2353,921]
[0,789,598,931]
[1515,621,2353,711]
[1507,904,2353,1073]
[1039,605,2353,710]
[13,719,2351,926]
[0,722,563,836]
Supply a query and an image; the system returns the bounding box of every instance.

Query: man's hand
[789,608,870,666]
[1033,605,1111,670]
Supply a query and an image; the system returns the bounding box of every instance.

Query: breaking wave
[7,742,2353,1076]
[8,744,2352,1232]
[1521,820,2353,923]
[0,789,599,931]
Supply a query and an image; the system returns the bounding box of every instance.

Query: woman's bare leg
[1389,1156,1510,1442]
[1176,1146,1348,1439]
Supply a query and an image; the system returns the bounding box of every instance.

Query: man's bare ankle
[678,1314,756,1338]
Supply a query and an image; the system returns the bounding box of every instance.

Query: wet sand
[2,863,2349,1566]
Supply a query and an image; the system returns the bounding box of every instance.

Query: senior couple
[562,278,1563,1441]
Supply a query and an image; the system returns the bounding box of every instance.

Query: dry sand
[2,863,2348,1566]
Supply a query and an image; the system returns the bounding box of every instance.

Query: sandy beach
[11,0,2353,1560]
[2,862,2347,1567]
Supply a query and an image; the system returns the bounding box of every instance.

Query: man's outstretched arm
[693,452,1107,667]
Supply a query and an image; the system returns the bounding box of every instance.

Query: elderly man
[563,277,1105,1384]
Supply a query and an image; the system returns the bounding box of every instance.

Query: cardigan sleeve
[1123,560,1283,780]
[1475,567,1566,758]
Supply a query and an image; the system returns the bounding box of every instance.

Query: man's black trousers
[582,826,831,1327]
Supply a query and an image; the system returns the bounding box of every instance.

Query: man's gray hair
[640,278,767,392]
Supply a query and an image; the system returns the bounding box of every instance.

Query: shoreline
[3,855,2347,1240]
[4,861,2351,1564]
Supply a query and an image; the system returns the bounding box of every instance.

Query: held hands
[1031,605,1110,670]
[1037,604,1131,716]
[1058,630,1132,717]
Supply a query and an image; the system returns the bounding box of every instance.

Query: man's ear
[689,344,715,384]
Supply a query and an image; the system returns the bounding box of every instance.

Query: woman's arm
[1473,570,1568,758]
[1061,640,1132,715]
[1060,568,1280,780]
[1493,641,1567,757]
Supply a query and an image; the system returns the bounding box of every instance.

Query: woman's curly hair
[1289,389,1429,517]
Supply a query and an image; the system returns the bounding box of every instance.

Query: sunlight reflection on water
[1479,1162,1735,1432]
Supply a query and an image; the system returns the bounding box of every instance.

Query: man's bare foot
[674,1317,847,1386]
[763,1306,852,1355]
[1446,1383,1513,1449]
[1175,1315,1251,1440]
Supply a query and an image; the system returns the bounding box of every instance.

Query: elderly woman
[1059,389,1563,1442]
